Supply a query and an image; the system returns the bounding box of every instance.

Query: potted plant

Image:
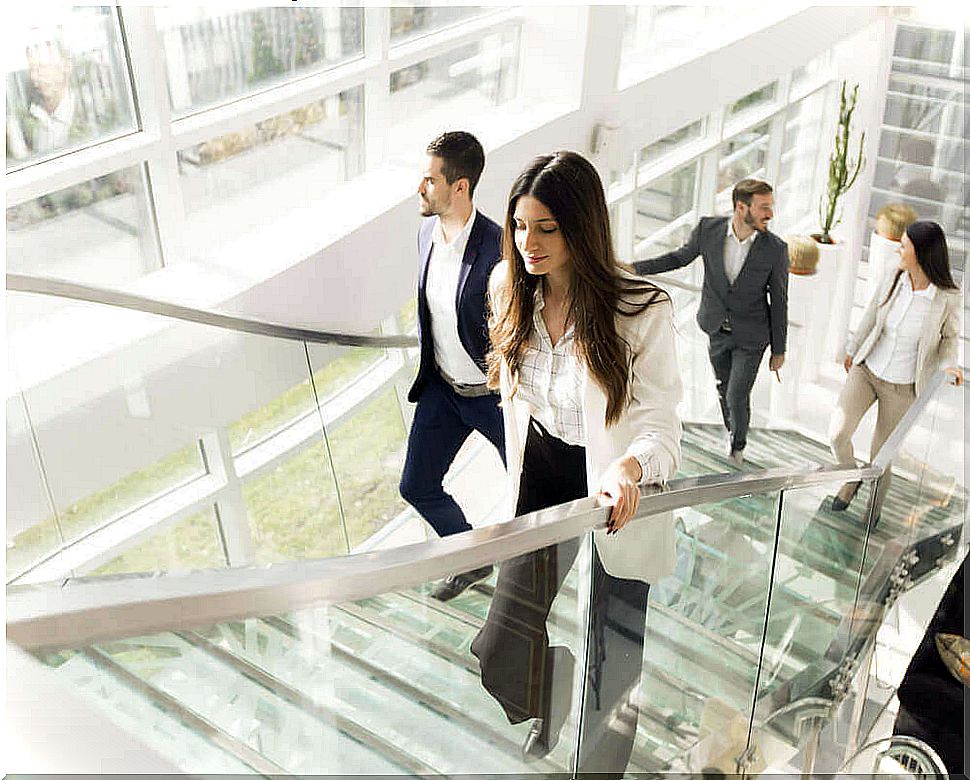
[812,81,867,361]
[814,81,866,245]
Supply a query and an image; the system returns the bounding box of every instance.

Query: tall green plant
[817,81,866,244]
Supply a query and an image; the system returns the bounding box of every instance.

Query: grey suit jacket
[634,216,789,355]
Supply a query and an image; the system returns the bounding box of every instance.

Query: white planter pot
[811,235,851,363]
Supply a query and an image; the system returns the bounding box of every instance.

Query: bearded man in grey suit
[635,179,788,465]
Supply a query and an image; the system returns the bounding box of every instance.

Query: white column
[202,428,254,566]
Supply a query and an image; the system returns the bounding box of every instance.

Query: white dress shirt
[724,220,757,284]
[516,285,656,480]
[426,209,487,385]
[865,274,936,384]
[517,286,585,446]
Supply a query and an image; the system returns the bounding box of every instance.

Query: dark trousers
[399,371,505,537]
[708,328,767,452]
[470,419,649,778]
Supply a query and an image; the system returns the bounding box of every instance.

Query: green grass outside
[8,346,412,579]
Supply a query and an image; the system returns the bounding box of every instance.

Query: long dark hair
[882,220,959,304]
[486,151,669,425]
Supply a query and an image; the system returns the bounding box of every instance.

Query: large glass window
[640,119,706,168]
[156,7,364,117]
[390,6,493,44]
[386,29,519,163]
[6,6,137,171]
[178,87,364,262]
[635,160,700,244]
[716,121,770,210]
[727,82,778,121]
[6,165,160,310]
[776,89,827,231]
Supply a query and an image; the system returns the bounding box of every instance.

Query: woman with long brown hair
[830,219,963,516]
[469,151,681,774]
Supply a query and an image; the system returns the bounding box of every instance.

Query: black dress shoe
[429,564,493,601]
[521,645,574,762]
[831,481,861,512]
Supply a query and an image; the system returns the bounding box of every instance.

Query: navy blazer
[635,216,788,355]
[407,210,503,401]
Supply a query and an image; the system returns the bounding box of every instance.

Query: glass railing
[6,271,966,775]
[6,275,427,584]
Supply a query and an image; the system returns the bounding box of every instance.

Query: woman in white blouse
[830,220,963,513]
[469,152,681,772]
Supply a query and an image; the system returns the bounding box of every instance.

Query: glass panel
[307,344,410,550]
[625,491,783,770]
[89,506,226,576]
[716,121,770,209]
[893,24,955,68]
[386,28,520,164]
[390,6,494,44]
[640,118,706,168]
[775,89,827,232]
[35,534,594,775]
[179,86,364,264]
[751,478,878,755]
[5,289,336,582]
[728,82,778,119]
[635,160,699,244]
[6,6,137,170]
[6,165,160,326]
[156,7,364,116]
[884,79,966,137]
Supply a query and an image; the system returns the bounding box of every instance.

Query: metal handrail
[6,272,419,349]
[6,462,880,651]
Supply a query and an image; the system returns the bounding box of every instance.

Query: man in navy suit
[399,131,505,600]
[635,179,788,465]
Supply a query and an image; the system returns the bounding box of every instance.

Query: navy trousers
[399,371,505,537]
[708,328,767,452]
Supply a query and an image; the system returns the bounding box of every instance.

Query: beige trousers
[829,363,916,512]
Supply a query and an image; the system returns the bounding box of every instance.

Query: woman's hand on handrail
[944,366,964,386]
[598,455,643,534]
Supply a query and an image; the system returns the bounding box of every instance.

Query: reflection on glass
[387,29,519,162]
[179,87,364,263]
[90,506,227,575]
[6,7,136,170]
[7,440,206,579]
[642,492,782,767]
[884,78,965,137]
[390,6,493,44]
[640,118,706,168]
[636,160,699,242]
[727,82,778,119]
[717,121,770,196]
[156,7,364,116]
[6,166,159,315]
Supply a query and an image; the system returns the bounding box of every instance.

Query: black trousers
[470,418,649,777]
[708,327,767,452]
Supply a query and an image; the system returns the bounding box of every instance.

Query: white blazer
[847,267,962,397]
[492,264,683,583]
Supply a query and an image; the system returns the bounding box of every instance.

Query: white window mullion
[202,429,254,567]
[764,109,787,187]
[363,7,390,171]
[122,6,188,268]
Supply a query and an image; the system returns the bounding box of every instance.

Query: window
[6,165,160,304]
[6,6,137,170]
[390,6,493,44]
[776,90,827,231]
[156,7,364,117]
[178,87,364,262]
[640,119,706,168]
[387,28,520,163]
[716,121,771,210]
[636,160,700,244]
[727,82,778,121]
